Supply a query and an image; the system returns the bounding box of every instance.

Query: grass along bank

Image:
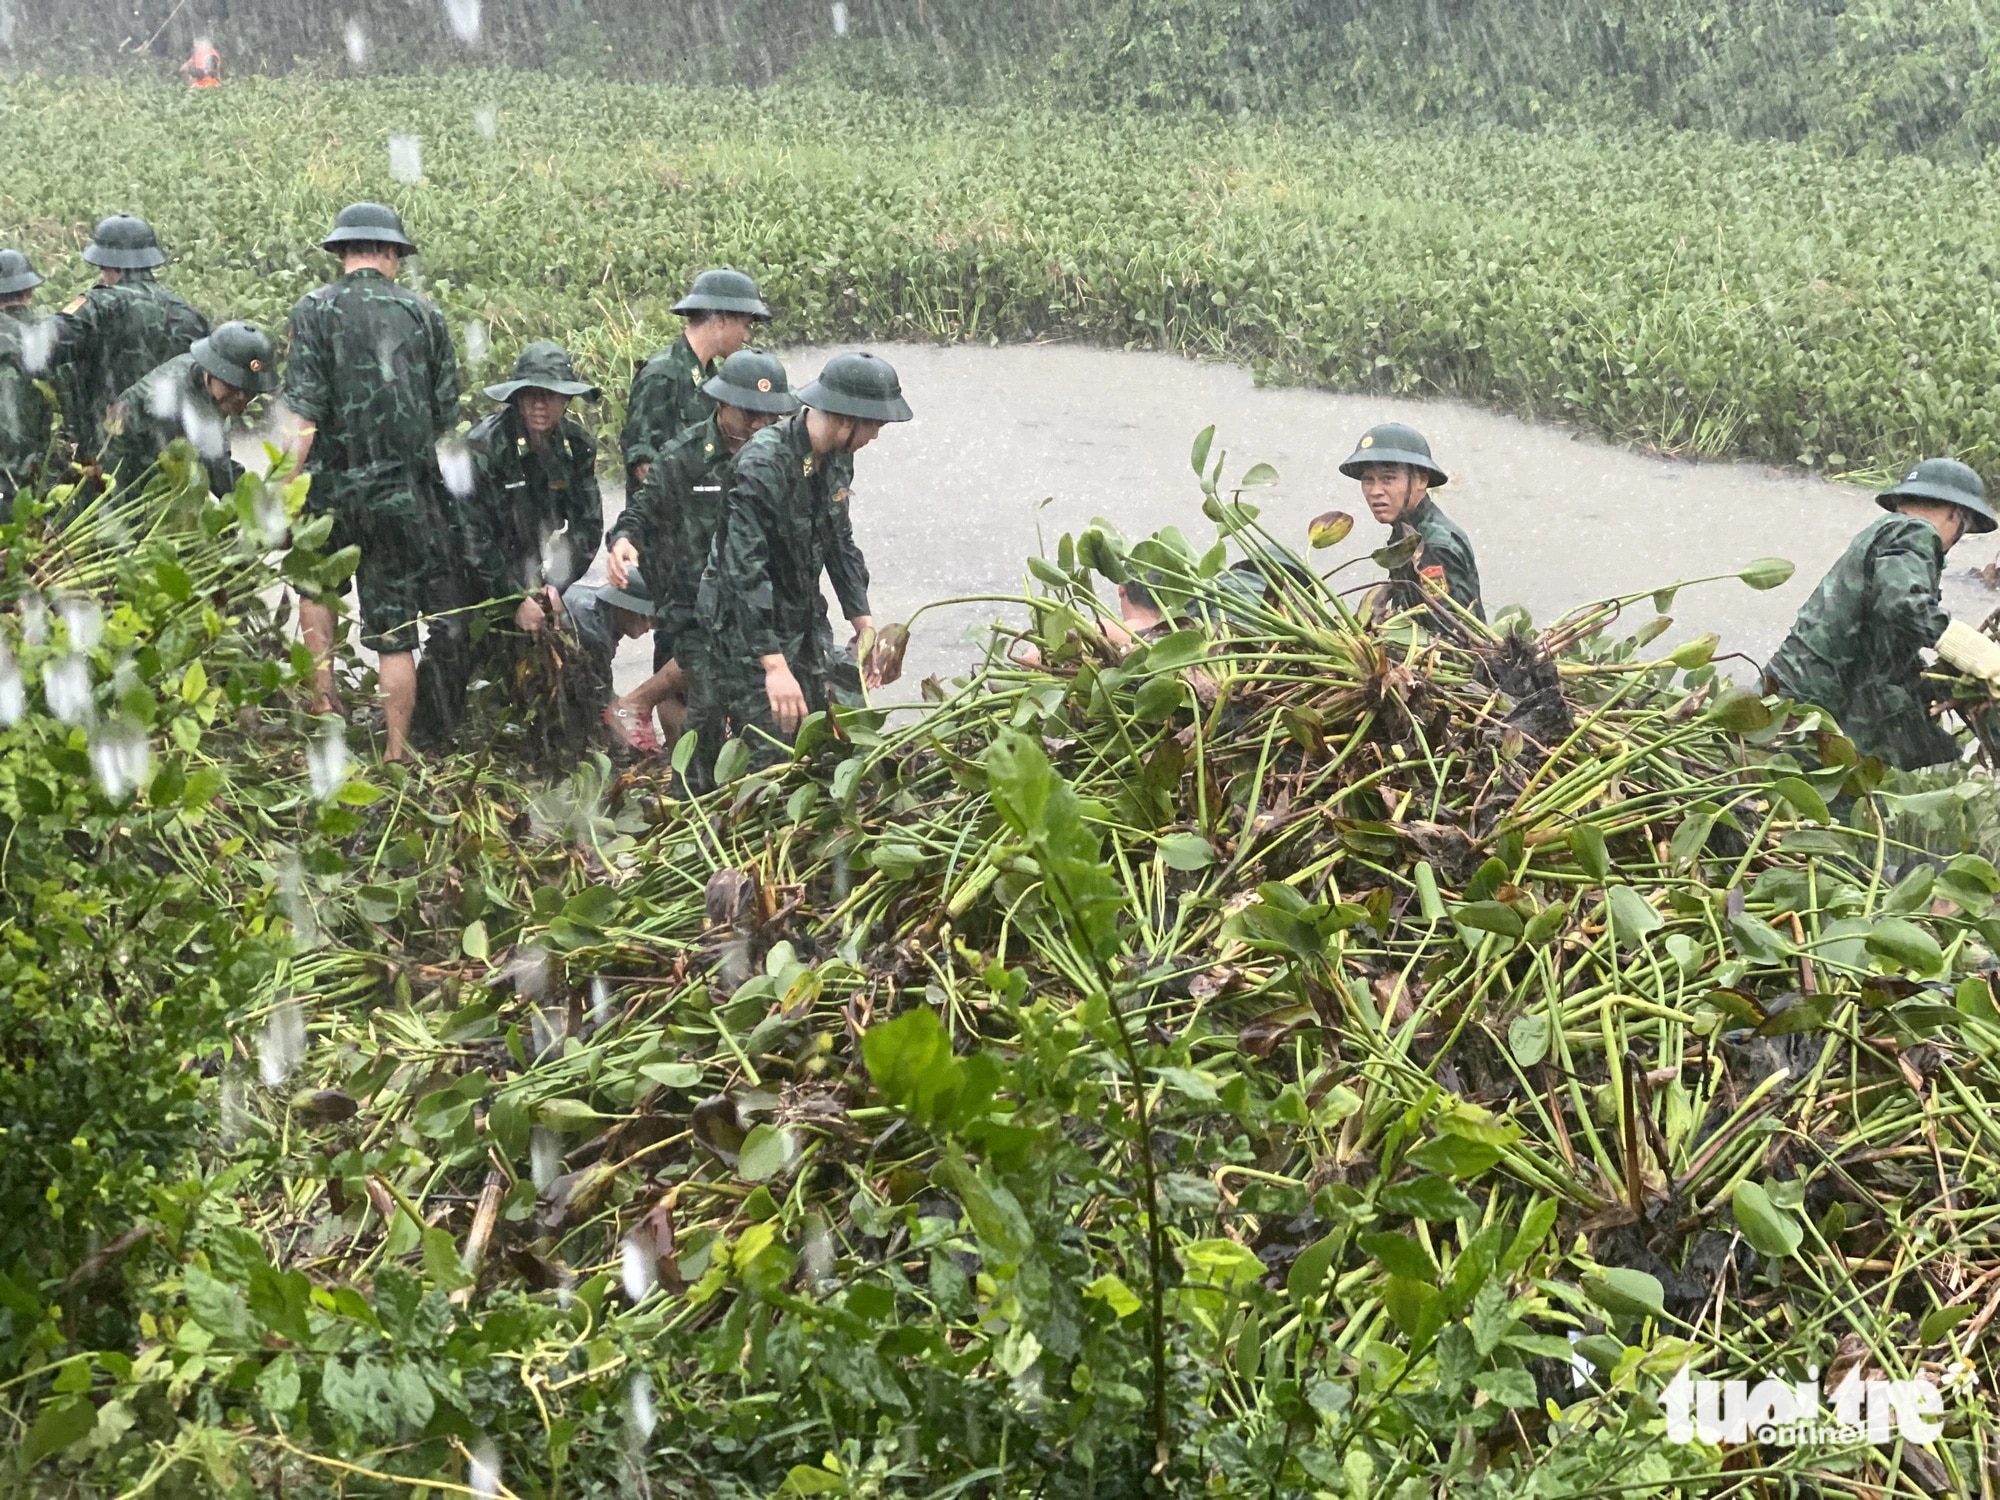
[5,72,2000,483]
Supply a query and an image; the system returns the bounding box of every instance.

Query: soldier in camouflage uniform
[605,349,797,748]
[559,568,658,716]
[285,203,462,763]
[1766,459,2000,770]
[0,250,54,510]
[1339,422,1483,624]
[51,216,209,460]
[685,351,912,782]
[103,321,277,501]
[618,269,769,489]
[436,341,605,739]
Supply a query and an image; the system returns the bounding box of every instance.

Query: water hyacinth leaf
[737,1124,797,1184]
[1360,1232,1440,1280]
[1452,900,1524,939]
[1407,1134,1502,1180]
[537,1097,605,1133]
[1308,510,1354,548]
[1380,1174,1479,1221]
[1663,932,1705,976]
[1522,900,1568,947]
[1178,1238,1266,1289]
[1921,1303,1976,1344]
[1156,832,1215,871]
[1236,462,1280,490]
[1707,686,1774,734]
[1372,534,1422,570]
[1668,632,1718,669]
[1286,1232,1341,1308]
[1507,1012,1552,1068]
[1083,1273,1143,1318]
[1141,629,1208,673]
[1729,912,1791,964]
[640,1061,703,1090]
[1606,885,1663,946]
[1582,1267,1664,1321]
[1190,425,1215,477]
[1569,825,1610,882]
[1731,1180,1804,1258]
[1865,917,1943,977]
[1771,776,1830,823]
[1738,557,1796,590]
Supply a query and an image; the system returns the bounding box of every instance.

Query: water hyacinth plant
[6,433,2000,1495]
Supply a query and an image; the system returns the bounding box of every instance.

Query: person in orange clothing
[181,38,221,88]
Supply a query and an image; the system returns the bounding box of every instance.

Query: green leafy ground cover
[10,435,2000,1495]
[8,73,2000,480]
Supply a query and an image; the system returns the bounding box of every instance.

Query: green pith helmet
[798,351,913,423]
[192,321,279,395]
[82,214,166,271]
[703,349,799,415]
[672,268,770,321]
[0,249,43,297]
[483,341,600,402]
[599,568,656,618]
[320,201,418,255]
[1878,457,1999,535]
[1338,422,1448,488]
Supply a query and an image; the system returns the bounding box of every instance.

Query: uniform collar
[342,267,391,284]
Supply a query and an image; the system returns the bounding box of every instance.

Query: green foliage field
[8,72,2000,481]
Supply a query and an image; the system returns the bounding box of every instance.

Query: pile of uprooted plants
[10,439,2000,1499]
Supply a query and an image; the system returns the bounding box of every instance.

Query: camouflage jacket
[53,272,209,458]
[1764,513,1958,770]
[1386,497,1484,623]
[283,268,458,513]
[459,406,603,601]
[0,309,54,500]
[699,413,870,668]
[103,352,244,499]
[619,334,715,475]
[610,414,735,637]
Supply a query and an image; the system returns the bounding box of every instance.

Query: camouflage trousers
[675,633,868,793]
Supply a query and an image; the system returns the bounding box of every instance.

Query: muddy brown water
[256,340,2000,703]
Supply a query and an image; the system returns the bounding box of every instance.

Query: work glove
[1935,620,2000,688]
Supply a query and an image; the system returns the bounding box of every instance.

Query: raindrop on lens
[57,597,102,651]
[530,1126,561,1192]
[627,1371,657,1444]
[389,134,424,185]
[540,529,576,590]
[43,654,92,726]
[89,720,151,800]
[19,594,45,646]
[181,394,226,460]
[444,0,482,43]
[590,976,610,1030]
[0,638,21,726]
[474,105,498,141]
[19,315,55,376]
[0,1,16,50]
[437,438,476,499]
[259,1000,307,1087]
[308,721,349,799]
[253,487,289,548]
[148,372,181,422]
[468,1441,501,1500]
[465,320,489,365]
[831,1,849,36]
[344,17,368,64]
[620,1235,652,1303]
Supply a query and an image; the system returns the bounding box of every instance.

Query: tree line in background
[8,0,2000,156]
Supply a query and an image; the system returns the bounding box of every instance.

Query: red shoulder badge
[1419,564,1449,596]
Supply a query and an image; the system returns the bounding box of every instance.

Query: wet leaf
[1308,510,1354,548]
[1732,1180,1804,1258]
[1738,557,1796,590]
[1582,1266,1664,1321]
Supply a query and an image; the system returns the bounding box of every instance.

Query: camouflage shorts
[311,475,464,655]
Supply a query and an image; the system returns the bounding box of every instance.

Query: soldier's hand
[764,656,808,733]
[516,594,548,633]
[630,461,652,489]
[607,538,639,590]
